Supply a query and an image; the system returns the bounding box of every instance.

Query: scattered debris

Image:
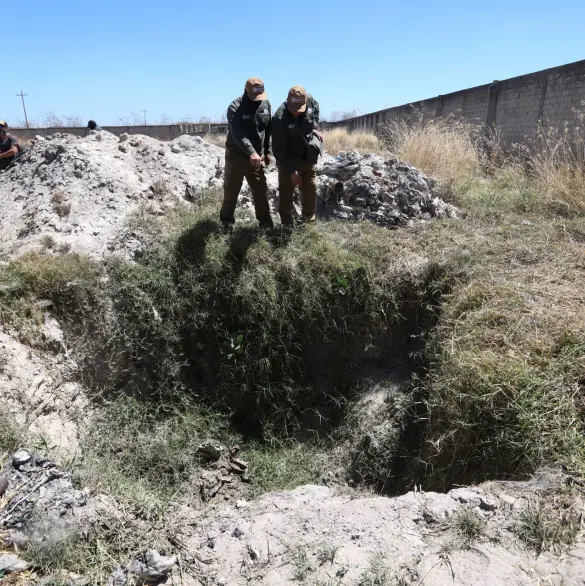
[0,450,88,532]
[106,566,127,586]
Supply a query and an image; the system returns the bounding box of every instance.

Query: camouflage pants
[277,159,317,226]
[220,149,272,227]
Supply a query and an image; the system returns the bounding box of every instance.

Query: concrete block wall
[325,59,585,144]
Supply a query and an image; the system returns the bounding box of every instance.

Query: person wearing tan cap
[221,78,273,231]
[272,86,322,226]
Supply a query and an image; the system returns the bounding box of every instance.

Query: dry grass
[514,490,584,554]
[381,115,482,191]
[377,111,585,215]
[510,118,585,216]
[202,132,226,148]
[417,216,585,488]
[322,127,387,155]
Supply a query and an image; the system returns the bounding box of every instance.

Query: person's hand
[313,130,324,142]
[249,153,262,168]
[291,171,303,187]
[263,154,271,166]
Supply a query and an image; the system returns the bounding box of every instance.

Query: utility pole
[142,109,148,126]
[17,90,29,128]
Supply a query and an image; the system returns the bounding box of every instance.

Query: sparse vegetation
[316,543,339,566]
[451,507,486,548]
[0,412,27,455]
[514,493,584,554]
[40,235,56,250]
[323,127,387,155]
[51,189,72,218]
[292,546,314,581]
[149,177,170,197]
[358,551,393,586]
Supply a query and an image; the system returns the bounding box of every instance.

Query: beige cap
[245,77,267,101]
[287,86,307,113]
[0,120,8,128]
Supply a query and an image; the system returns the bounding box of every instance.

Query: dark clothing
[221,149,272,227]
[0,134,19,171]
[225,93,272,157]
[277,158,317,225]
[272,95,320,174]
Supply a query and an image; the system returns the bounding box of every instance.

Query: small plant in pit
[291,545,314,582]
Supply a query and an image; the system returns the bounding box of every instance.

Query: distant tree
[326,109,361,122]
[117,112,144,125]
[37,112,84,127]
[14,117,39,128]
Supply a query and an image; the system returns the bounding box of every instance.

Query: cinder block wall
[324,60,585,143]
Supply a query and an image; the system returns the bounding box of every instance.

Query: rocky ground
[1,449,583,585]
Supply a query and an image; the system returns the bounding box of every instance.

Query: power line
[17,90,29,129]
[142,109,148,126]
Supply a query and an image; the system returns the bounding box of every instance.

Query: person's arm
[227,100,256,156]
[0,137,18,158]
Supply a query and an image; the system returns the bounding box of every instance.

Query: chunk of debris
[12,450,31,467]
[197,441,224,461]
[128,549,177,582]
[0,553,30,573]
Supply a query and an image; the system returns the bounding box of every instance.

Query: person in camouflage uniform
[272,86,322,226]
[221,77,273,231]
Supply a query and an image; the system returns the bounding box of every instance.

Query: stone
[12,449,31,467]
[0,476,8,497]
[2,530,29,548]
[0,553,30,573]
[107,567,127,586]
[128,550,177,581]
[197,441,224,461]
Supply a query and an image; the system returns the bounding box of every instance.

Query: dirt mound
[0,131,224,258]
